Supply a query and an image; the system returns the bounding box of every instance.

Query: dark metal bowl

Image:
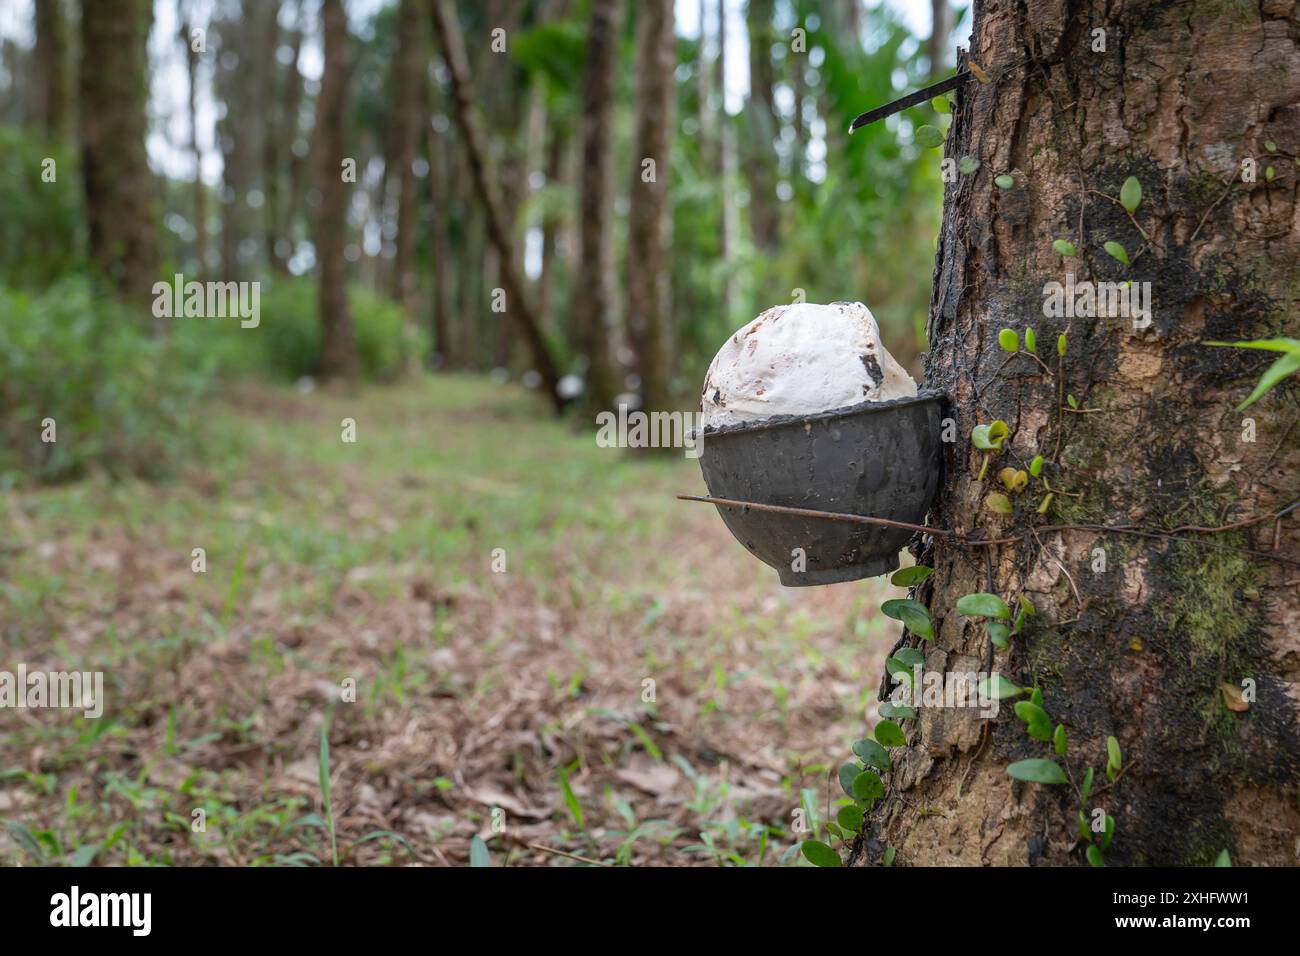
[697,391,944,586]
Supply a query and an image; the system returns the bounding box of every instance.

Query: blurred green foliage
[0,127,83,289]
[204,278,428,383]
[0,278,215,484]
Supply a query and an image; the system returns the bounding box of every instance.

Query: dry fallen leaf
[1221,683,1249,713]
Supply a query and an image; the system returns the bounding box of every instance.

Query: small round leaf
[891,565,934,587]
[915,125,946,149]
[955,592,1011,619]
[801,840,843,867]
[852,770,885,800]
[874,719,906,748]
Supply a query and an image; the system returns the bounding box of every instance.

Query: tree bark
[313,0,357,379]
[262,2,299,276]
[180,7,208,278]
[536,122,568,336]
[626,0,676,417]
[427,103,453,369]
[392,0,425,370]
[928,0,951,79]
[853,0,1300,867]
[572,0,623,413]
[34,0,68,142]
[744,0,780,254]
[215,0,274,280]
[79,0,159,304]
[429,0,564,411]
[716,0,737,323]
[282,1,309,270]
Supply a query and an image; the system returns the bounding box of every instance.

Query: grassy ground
[0,375,902,866]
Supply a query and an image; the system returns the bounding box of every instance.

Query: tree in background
[278,0,310,275]
[179,2,208,278]
[79,0,159,304]
[33,0,67,142]
[927,0,950,78]
[714,0,738,325]
[625,0,676,418]
[262,0,304,275]
[572,0,622,413]
[314,0,357,378]
[213,0,275,281]
[391,0,426,369]
[744,0,779,255]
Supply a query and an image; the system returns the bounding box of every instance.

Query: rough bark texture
[79,0,159,304]
[626,0,676,416]
[430,0,563,409]
[314,0,357,379]
[855,0,1300,867]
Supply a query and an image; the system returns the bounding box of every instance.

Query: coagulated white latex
[700,301,917,428]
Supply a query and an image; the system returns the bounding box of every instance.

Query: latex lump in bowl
[697,302,942,586]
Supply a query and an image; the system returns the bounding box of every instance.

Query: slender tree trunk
[282,1,309,268]
[34,0,67,142]
[313,0,356,379]
[696,0,715,170]
[429,0,564,411]
[215,1,272,280]
[626,0,676,417]
[572,0,623,413]
[532,0,570,341]
[392,0,425,370]
[927,0,950,79]
[716,0,737,324]
[536,122,567,335]
[744,0,779,254]
[427,116,453,369]
[79,0,159,304]
[181,9,208,278]
[261,4,298,275]
[853,0,1300,867]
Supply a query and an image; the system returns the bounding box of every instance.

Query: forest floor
[0,375,902,866]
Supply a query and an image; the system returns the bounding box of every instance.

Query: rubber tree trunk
[79,0,159,304]
[744,0,779,255]
[625,0,676,418]
[392,0,425,370]
[572,0,623,414]
[854,0,1300,867]
[181,8,207,278]
[927,0,951,80]
[34,0,67,142]
[313,0,357,380]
